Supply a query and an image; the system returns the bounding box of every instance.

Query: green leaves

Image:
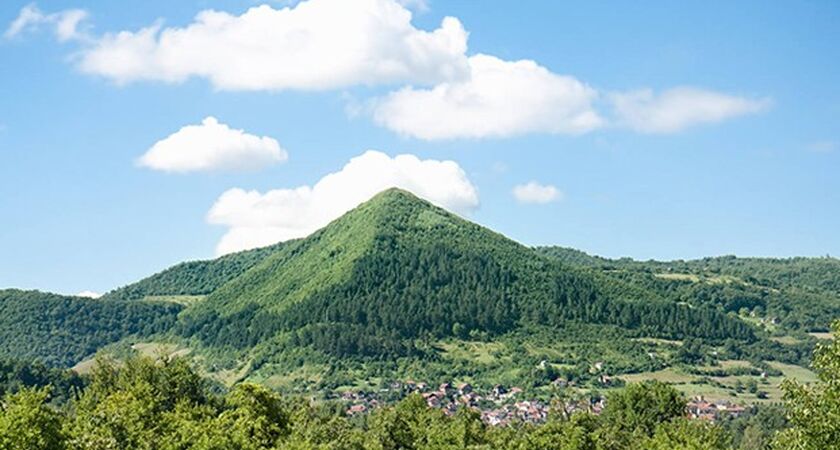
[0,387,66,450]
[601,381,686,437]
[773,320,840,449]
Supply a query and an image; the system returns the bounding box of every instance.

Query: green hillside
[0,289,182,367]
[103,242,284,301]
[538,247,840,332]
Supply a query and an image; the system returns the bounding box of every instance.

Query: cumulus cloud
[76,290,102,298]
[512,181,562,204]
[610,87,771,134]
[138,117,287,173]
[75,0,468,91]
[4,4,88,42]
[10,2,772,139]
[372,54,603,140]
[207,150,479,255]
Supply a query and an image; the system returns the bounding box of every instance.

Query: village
[339,380,748,426]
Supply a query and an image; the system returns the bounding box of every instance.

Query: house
[685,396,746,421]
[347,404,367,415]
[443,403,458,416]
[687,397,717,420]
[459,392,480,407]
[482,410,509,426]
[598,375,615,386]
[423,392,442,408]
[491,385,507,397]
[723,405,746,418]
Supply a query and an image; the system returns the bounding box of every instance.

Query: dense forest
[0,289,182,366]
[2,320,839,450]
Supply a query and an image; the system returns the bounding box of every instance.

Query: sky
[0,0,838,296]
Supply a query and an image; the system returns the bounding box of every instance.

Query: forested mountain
[176,188,753,361]
[0,289,181,367]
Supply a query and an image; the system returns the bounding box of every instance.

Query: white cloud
[138,117,287,173]
[4,4,88,42]
[610,87,771,134]
[76,290,102,298]
[513,181,562,204]
[11,2,771,139]
[372,54,602,140]
[5,4,43,38]
[207,150,479,255]
[76,0,468,91]
[54,9,89,42]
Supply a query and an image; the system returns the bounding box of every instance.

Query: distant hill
[538,247,840,332]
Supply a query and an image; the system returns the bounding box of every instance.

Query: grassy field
[143,295,205,306]
[251,363,325,391]
[70,357,98,375]
[718,359,753,369]
[619,367,695,384]
[768,361,819,383]
[809,331,834,340]
[770,335,804,345]
[631,337,683,346]
[438,340,509,365]
[617,360,818,405]
[653,273,701,282]
[71,340,193,375]
[738,315,779,332]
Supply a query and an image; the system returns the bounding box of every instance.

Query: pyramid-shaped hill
[178,188,754,357]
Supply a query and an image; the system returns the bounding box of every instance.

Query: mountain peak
[364,187,426,209]
[344,187,461,230]
[375,186,414,197]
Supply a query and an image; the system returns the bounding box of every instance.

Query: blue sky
[0,0,838,296]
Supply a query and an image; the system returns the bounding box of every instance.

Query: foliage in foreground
[772,320,840,449]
